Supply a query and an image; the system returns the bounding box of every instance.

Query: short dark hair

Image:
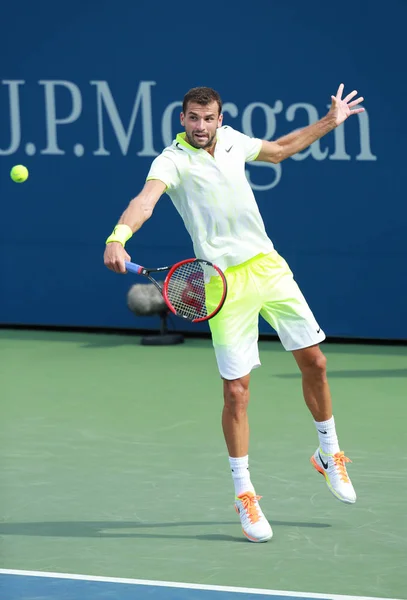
[182,87,222,116]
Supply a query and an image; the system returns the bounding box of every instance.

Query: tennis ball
[10,164,29,183]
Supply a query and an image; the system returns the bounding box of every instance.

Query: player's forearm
[105,194,153,248]
[118,195,153,233]
[105,180,165,247]
[275,114,337,161]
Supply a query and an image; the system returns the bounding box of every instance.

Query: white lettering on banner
[330,122,351,161]
[285,103,329,161]
[355,110,376,161]
[40,81,82,155]
[0,80,24,156]
[328,104,376,161]
[222,102,239,119]
[0,79,377,189]
[161,101,182,148]
[91,80,158,156]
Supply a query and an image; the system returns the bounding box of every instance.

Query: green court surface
[1,329,406,598]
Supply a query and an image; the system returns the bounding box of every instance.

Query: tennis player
[104,85,364,543]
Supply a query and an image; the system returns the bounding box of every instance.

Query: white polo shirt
[146,125,274,272]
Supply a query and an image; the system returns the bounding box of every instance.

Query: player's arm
[104,179,166,273]
[256,83,364,164]
[256,115,337,164]
[116,179,166,233]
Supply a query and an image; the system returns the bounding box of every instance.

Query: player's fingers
[349,96,364,107]
[344,90,358,103]
[104,251,127,274]
[335,83,344,99]
[349,107,365,115]
[123,253,131,272]
[105,260,121,273]
[116,258,127,274]
[104,254,114,271]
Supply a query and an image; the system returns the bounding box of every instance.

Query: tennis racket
[125,258,227,322]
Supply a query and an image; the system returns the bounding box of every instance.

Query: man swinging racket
[104,83,364,542]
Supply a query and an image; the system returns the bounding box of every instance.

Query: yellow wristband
[105,224,133,247]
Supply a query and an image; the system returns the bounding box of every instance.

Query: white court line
[0,569,404,600]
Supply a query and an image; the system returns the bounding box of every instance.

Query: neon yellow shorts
[206,251,325,380]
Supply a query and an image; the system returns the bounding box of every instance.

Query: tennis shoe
[234,491,273,542]
[311,448,356,504]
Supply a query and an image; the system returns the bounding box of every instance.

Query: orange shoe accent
[235,492,263,524]
[310,451,352,482]
[242,529,263,542]
[333,451,352,483]
[310,455,324,475]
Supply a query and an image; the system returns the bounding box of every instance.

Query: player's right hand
[104,242,131,274]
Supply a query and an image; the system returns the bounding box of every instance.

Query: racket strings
[166,261,218,320]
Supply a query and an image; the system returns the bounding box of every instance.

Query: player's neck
[205,142,217,157]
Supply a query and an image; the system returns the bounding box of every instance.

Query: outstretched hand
[329,83,365,125]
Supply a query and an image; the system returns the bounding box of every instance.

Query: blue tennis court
[1,571,404,600]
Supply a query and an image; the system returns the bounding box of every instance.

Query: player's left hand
[329,83,365,125]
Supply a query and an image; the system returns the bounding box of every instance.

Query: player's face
[181,101,223,151]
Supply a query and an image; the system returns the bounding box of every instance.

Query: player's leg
[257,251,356,504]
[207,261,260,470]
[221,371,273,542]
[291,344,332,423]
[292,345,356,503]
[222,374,251,458]
[207,258,273,542]
[222,374,271,542]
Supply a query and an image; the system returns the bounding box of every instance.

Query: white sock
[229,455,255,496]
[314,416,340,454]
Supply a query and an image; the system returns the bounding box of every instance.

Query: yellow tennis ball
[10,164,29,183]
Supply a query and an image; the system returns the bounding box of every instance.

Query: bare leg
[223,373,273,540]
[294,346,357,503]
[222,374,250,457]
[292,345,332,421]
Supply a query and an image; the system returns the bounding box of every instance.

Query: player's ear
[180,112,185,126]
[218,113,223,126]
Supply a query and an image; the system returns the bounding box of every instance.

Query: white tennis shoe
[234,491,273,542]
[311,448,356,504]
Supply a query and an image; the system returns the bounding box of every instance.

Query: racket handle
[125,261,143,274]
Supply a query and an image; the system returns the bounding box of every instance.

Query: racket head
[162,259,227,322]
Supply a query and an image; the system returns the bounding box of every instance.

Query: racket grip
[125,261,143,274]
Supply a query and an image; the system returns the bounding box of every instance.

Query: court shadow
[275,369,407,379]
[3,328,406,353]
[0,329,144,348]
[0,328,189,349]
[0,519,331,540]
[259,340,407,357]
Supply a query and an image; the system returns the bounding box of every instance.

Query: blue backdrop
[1,0,405,339]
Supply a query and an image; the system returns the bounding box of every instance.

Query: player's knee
[300,351,327,379]
[223,378,249,413]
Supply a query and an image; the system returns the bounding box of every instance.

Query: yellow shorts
[206,251,325,380]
